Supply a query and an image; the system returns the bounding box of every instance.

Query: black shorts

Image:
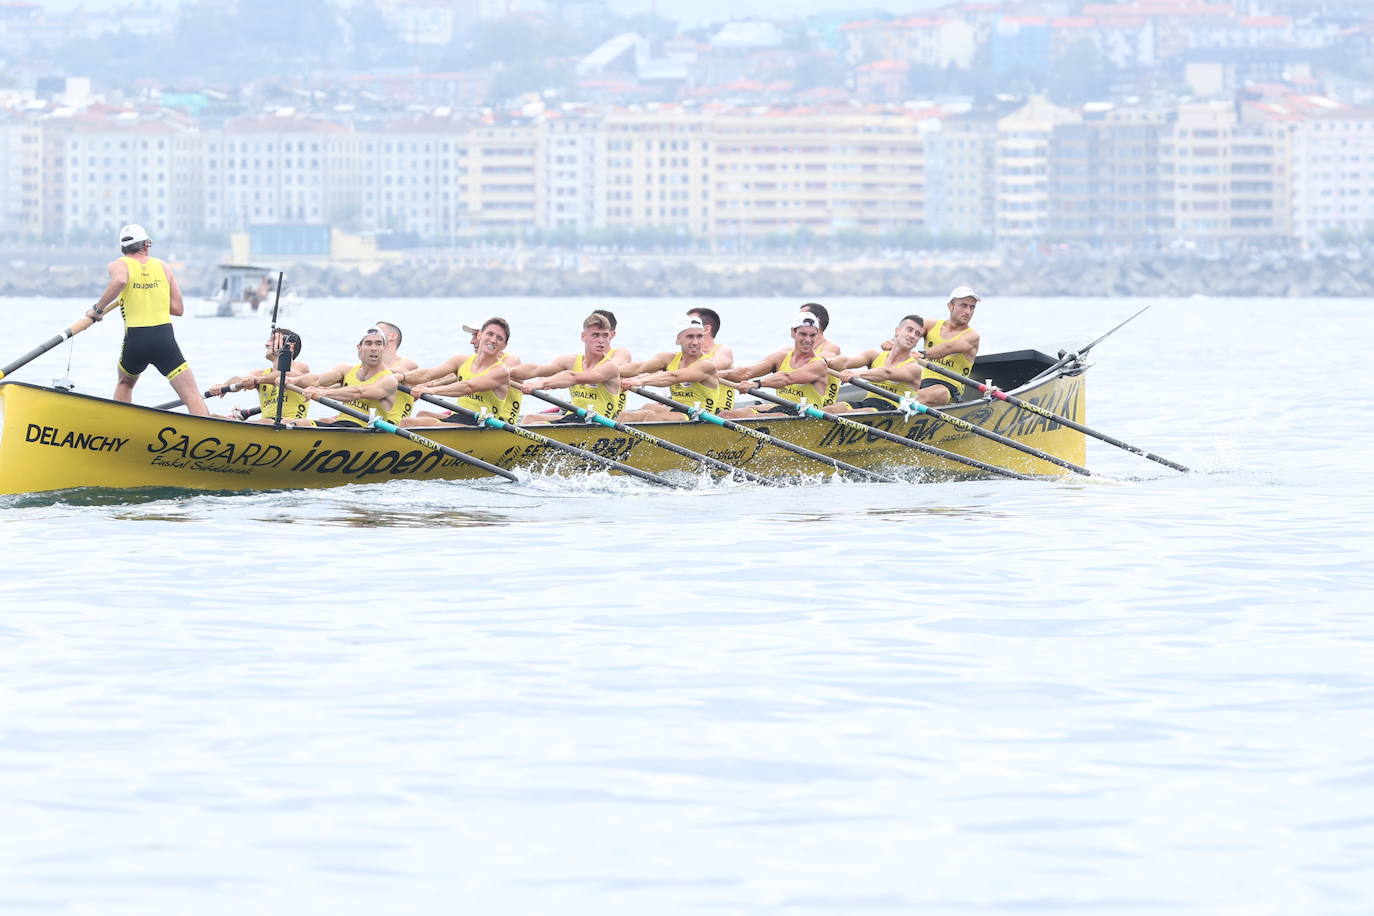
[919,378,958,399]
[851,396,898,411]
[316,418,366,428]
[119,324,188,380]
[551,413,588,425]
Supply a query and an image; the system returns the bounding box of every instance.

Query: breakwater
[8,250,1373,299]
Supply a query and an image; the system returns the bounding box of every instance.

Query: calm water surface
[2,295,1372,914]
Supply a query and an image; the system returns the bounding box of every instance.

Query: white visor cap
[676,316,706,336]
[948,286,980,302]
[119,223,150,247]
[790,313,821,330]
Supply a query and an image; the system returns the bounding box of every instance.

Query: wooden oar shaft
[631,386,890,482]
[399,386,681,488]
[0,313,100,381]
[835,372,1088,476]
[310,392,517,482]
[525,389,774,486]
[918,359,1189,473]
[741,382,1032,481]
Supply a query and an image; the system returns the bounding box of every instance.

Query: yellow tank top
[775,351,837,407]
[253,367,310,420]
[703,345,734,409]
[116,256,171,328]
[337,364,410,425]
[570,353,626,419]
[453,353,522,424]
[863,349,920,408]
[666,351,727,413]
[921,319,975,394]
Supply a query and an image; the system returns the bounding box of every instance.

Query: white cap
[675,316,705,336]
[119,224,150,248]
[462,321,484,334]
[790,312,821,330]
[948,286,980,302]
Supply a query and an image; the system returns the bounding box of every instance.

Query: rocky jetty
[7,250,1372,299]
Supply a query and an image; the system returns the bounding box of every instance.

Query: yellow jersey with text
[921,319,974,394]
[116,256,172,328]
[570,353,626,419]
[862,349,920,408]
[775,351,837,407]
[452,353,521,424]
[666,351,727,414]
[253,367,310,421]
[335,364,409,426]
[704,345,734,409]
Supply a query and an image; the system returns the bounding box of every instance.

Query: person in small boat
[512,312,625,424]
[398,318,522,426]
[687,307,733,371]
[84,224,210,416]
[799,302,842,359]
[373,320,418,373]
[718,312,838,417]
[209,327,313,425]
[298,327,410,427]
[824,314,925,413]
[590,309,634,367]
[916,287,981,407]
[617,316,726,421]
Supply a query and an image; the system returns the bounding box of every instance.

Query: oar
[917,358,1190,473]
[833,372,1090,476]
[156,380,248,411]
[730,382,1033,481]
[300,389,518,482]
[0,310,104,381]
[1034,305,1150,380]
[399,385,682,489]
[523,389,775,486]
[630,386,896,483]
[267,271,289,426]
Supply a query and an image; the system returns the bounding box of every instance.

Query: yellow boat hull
[0,369,1085,495]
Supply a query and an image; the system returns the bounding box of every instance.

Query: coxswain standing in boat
[298,327,411,427]
[617,316,725,422]
[718,313,839,418]
[824,314,925,414]
[512,312,625,424]
[84,224,209,416]
[916,287,981,407]
[399,318,522,426]
[209,327,313,425]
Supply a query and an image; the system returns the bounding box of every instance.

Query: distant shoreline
[8,250,1374,299]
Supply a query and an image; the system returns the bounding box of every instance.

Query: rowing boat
[0,348,1084,496]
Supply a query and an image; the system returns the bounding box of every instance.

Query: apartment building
[0,114,42,238]
[542,113,600,233]
[1049,105,1169,242]
[1290,109,1374,242]
[996,96,1079,240]
[600,107,713,236]
[48,116,202,242]
[711,108,924,238]
[1161,101,1292,242]
[923,104,1008,238]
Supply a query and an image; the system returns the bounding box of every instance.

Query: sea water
[1,294,1372,914]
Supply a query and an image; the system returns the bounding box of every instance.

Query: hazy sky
[38,0,944,28]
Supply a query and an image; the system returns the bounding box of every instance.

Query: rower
[719,312,838,417]
[373,320,418,372]
[209,327,313,425]
[512,312,625,424]
[84,224,209,416]
[799,302,841,358]
[400,318,522,426]
[618,316,726,422]
[687,306,735,411]
[591,308,634,367]
[298,327,411,427]
[917,286,981,406]
[824,314,925,414]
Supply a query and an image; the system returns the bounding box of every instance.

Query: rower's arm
[165,263,185,317]
[826,350,876,371]
[537,357,619,390]
[924,328,980,361]
[294,364,348,390]
[757,356,825,388]
[316,371,397,402]
[510,357,571,381]
[400,354,464,386]
[419,364,509,398]
[87,259,129,320]
[619,352,672,377]
[209,375,247,397]
[709,343,734,370]
[719,352,781,383]
[863,360,922,384]
[626,359,716,390]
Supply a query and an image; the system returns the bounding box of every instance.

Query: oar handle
[305,389,517,482]
[631,385,889,482]
[834,371,1088,477]
[157,380,248,412]
[0,312,103,381]
[526,388,774,486]
[399,385,681,488]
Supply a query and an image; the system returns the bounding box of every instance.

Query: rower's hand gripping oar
[294,386,518,482]
[523,388,775,486]
[0,308,107,382]
[156,379,251,411]
[731,381,1033,481]
[399,385,682,489]
[917,357,1190,473]
[832,371,1090,477]
[630,386,895,483]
